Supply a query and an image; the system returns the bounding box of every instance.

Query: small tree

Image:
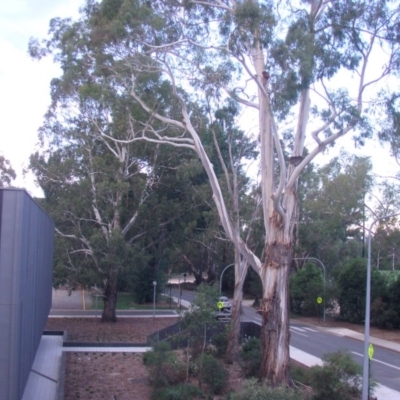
[181,283,221,381]
[182,283,220,347]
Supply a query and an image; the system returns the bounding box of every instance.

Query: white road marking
[352,352,400,371]
[290,326,307,333]
[303,327,318,332]
[290,328,308,337]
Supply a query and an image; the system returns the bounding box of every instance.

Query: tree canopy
[0,156,16,187]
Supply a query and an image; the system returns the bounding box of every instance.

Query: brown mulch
[64,352,151,400]
[47,316,400,400]
[46,317,178,342]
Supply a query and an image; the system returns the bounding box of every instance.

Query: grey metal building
[0,188,54,400]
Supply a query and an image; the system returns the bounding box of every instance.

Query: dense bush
[151,383,204,400]
[337,259,385,323]
[290,361,310,385]
[308,351,365,400]
[371,297,399,329]
[197,354,228,394]
[338,258,395,324]
[337,260,366,323]
[143,341,174,365]
[290,263,324,316]
[144,341,186,389]
[228,378,307,400]
[210,327,230,358]
[388,277,400,327]
[240,337,261,378]
[371,276,400,329]
[148,361,186,388]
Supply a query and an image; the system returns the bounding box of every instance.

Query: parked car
[218,296,232,311]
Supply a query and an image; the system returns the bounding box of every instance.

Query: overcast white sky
[0,0,398,198]
[0,0,82,196]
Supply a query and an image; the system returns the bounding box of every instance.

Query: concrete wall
[0,188,54,400]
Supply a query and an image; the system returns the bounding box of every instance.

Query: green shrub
[290,362,311,386]
[198,354,228,394]
[143,341,175,366]
[308,350,365,400]
[337,259,385,324]
[240,337,261,377]
[152,383,204,400]
[290,263,324,316]
[371,297,399,329]
[148,361,187,388]
[144,342,186,389]
[210,329,229,358]
[229,378,307,400]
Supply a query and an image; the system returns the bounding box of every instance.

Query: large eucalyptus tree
[32,0,400,384]
[28,4,184,321]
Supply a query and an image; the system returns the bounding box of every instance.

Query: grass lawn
[114,292,179,310]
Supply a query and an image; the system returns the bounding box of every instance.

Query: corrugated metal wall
[0,188,54,400]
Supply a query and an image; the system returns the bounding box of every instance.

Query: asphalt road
[289,321,400,392]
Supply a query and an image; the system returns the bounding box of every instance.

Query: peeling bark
[259,243,291,384]
[226,283,244,363]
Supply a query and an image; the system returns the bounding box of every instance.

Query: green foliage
[229,378,306,400]
[296,154,373,277]
[308,351,365,400]
[290,362,310,386]
[388,277,400,327]
[240,337,261,378]
[197,354,228,395]
[131,263,158,304]
[210,326,229,358]
[337,259,365,323]
[372,224,400,271]
[337,258,386,323]
[182,283,220,331]
[290,263,324,316]
[151,383,204,400]
[144,342,186,389]
[0,156,16,187]
[143,341,175,366]
[371,276,400,329]
[371,297,399,329]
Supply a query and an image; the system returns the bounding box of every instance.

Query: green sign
[217,301,224,310]
[368,343,374,360]
[316,297,323,304]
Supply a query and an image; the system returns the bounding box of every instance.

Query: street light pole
[152,281,157,319]
[362,212,398,400]
[219,263,235,294]
[293,257,326,323]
